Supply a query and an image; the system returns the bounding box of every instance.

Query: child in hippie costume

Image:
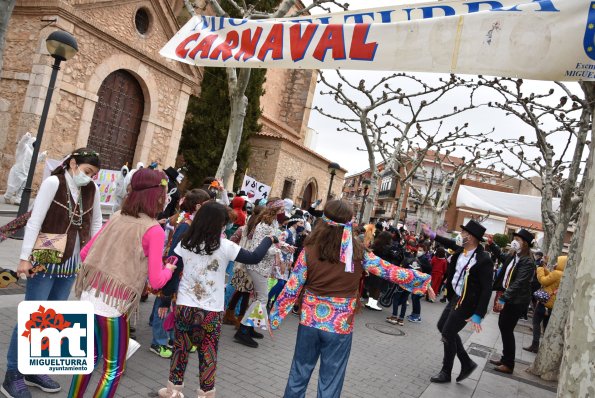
[69,169,177,398]
[2,149,102,398]
[270,200,434,398]
[158,201,275,398]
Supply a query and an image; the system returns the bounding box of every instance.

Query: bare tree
[406,144,494,230]
[316,72,485,224]
[480,77,592,380]
[183,0,348,189]
[558,82,595,397]
[0,0,16,76]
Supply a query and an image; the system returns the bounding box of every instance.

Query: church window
[135,8,151,35]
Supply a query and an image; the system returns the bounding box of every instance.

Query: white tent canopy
[456,185,560,224]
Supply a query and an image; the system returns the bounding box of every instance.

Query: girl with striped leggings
[68,169,176,398]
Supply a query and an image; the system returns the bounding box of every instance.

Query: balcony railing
[378,189,396,198]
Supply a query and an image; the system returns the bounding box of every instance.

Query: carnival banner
[160,0,593,81]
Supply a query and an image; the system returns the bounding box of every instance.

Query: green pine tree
[179,67,266,190]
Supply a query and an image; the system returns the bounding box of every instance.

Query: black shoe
[249,327,264,339]
[129,326,136,333]
[440,297,447,303]
[234,327,258,348]
[456,361,478,383]
[430,371,451,383]
[489,359,502,366]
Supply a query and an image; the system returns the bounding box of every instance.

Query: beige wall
[0,0,197,192]
[248,136,345,207]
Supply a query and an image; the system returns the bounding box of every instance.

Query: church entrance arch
[87,70,144,170]
[300,179,318,209]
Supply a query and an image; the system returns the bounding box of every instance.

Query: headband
[267,199,285,209]
[321,214,354,273]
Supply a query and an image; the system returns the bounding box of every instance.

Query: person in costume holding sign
[269,200,433,398]
[1,149,102,398]
[422,220,494,384]
[68,168,177,398]
[488,229,536,374]
[157,201,275,398]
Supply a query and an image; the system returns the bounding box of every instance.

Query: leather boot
[222,309,239,327]
[234,325,258,348]
[523,343,539,353]
[158,381,184,398]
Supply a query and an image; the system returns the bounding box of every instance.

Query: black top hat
[460,219,486,242]
[513,229,535,247]
[164,167,179,182]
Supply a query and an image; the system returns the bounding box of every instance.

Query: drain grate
[468,343,494,358]
[365,323,406,336]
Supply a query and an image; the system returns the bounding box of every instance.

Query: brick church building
[0,0,345,207]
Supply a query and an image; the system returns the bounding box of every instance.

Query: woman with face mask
[488,229,536,375]
[2,149,102,397]
[233,198,285,348]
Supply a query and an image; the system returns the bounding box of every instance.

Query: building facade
[0,0,345,208]
[0,0,199,190]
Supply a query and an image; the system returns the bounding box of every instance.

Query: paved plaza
[0,211,558,398]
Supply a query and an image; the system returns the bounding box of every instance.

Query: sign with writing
[92,170,120,205]
[242,175,271,203]
[160,0,592,81]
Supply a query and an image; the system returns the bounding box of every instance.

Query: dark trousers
[437,299,472,375]
[284,325,352,398]
[531,303,550,345]
[498,302,525,369]
[411,293,421,316]
[392,289,410,318]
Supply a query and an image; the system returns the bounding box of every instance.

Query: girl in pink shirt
[69,169,176,398]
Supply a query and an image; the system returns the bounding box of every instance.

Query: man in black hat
[423,220,494,384]
[489,228,536,374]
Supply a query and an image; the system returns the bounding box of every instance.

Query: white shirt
[452,248,477,296]
[20,173,102,261]
[502,255,519,289]
[175,239,241,312]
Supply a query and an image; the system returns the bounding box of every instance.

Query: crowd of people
[0,147,565,398]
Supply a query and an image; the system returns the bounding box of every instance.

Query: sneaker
[167,339,174,348]
[1,371,32,398]
[407,315,422,323]
[386,316,399,325]
[23,375,60,393]
[150,344,173,358]
[397,318,404,326]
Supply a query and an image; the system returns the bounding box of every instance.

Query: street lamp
[326,162,340,200]
[358,178,371,225]
[15,31,78,230]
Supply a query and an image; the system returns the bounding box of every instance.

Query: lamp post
[358,178,371,225]
[326,162,340,200]
[15,31,78,230]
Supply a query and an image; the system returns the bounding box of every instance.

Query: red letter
[289,24,318,62]
[349,24,377,61]
[188,34,219,59]
[175,33,200,58]
[257,23,284,61]
[313,25,345,62]
[210,30,240,61]
[234,27,263,61]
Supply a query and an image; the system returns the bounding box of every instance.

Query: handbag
[31,232,69,264]
[533,289,551,304]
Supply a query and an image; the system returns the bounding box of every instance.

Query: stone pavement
[0,206,558,397]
